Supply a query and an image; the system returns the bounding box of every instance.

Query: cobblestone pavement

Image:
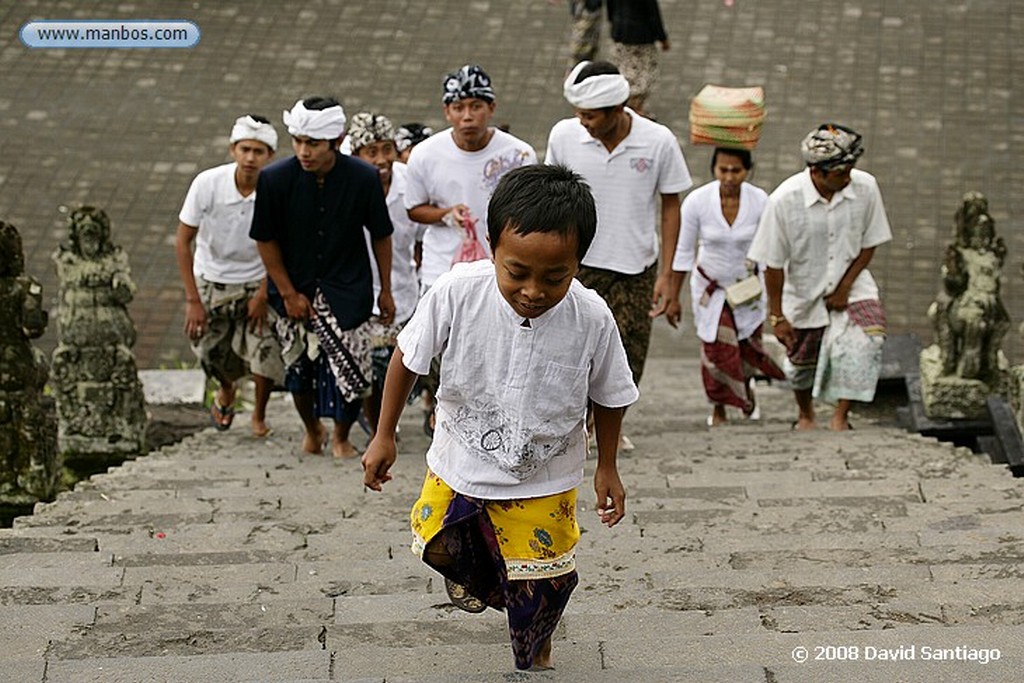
[2,323,1023,681]
[1,0,1022,367]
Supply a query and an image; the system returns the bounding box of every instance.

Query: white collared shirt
[747,168,893,328]
[179,162,265,284]
[397,260,639,499]
[673,180,769,343]
[544,109,692,274]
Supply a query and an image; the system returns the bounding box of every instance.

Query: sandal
[444,578,486,613]
[210,401,235,431]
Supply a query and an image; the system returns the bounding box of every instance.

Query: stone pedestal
[920,343,1005,420]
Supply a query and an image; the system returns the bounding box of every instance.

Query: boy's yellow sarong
[410,470,579,580]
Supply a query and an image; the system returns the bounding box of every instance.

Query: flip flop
[210,401,235,431]
[445,578,486,613]
[252,424,273,438]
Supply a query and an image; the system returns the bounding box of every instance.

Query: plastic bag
[451,214,488,265]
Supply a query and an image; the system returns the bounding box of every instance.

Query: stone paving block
[0,551,113,570]
[745,480,922,502]
[46,650,331,683]
[668,470,814,487]
[0,605,97,660]
[332,641,602,680]
[0,659,45,681]
[50,624,327,660]
[0,585,135,608]
[0,565,124,588]
[919,479,1023,505]
[0,533,99,554]
[128,563,296,604]
[694,530,922,554]
[650,564,931,592]
[94,600,333,631]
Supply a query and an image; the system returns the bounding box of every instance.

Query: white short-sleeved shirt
[366,162,423,324]
[747,168,893,328]
[397,260,639,499]
[672,181,769,343]
[545,109,693,274]
[178,162,265,284]
[403,128,537,288]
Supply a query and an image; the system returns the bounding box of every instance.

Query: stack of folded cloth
[689,84,766,150]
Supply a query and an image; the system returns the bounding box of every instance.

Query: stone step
[44,650,332,682]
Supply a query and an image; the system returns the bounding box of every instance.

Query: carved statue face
[968,215,994,249]
[68,207,112,259]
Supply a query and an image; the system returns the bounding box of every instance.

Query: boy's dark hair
[246,114,271,124]
[487,165,597,261]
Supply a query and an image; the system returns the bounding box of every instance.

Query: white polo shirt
[747,168,893,328]
[397,260,639,499]
[404,128,537,288]
[178,162,265,284]
[545,109,693,274]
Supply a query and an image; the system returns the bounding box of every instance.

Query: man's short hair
[573,60,621,84]
[302,96,342,112]
[487,165,596,261]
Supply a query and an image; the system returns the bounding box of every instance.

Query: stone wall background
[1,0,1021,367]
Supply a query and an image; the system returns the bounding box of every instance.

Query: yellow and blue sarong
[410,469,580,670]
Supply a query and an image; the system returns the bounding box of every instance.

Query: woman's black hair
[710,147,753,174]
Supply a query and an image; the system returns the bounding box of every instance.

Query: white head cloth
[229,115,278,151]
[563,61,630,109]
[283,99,346,140]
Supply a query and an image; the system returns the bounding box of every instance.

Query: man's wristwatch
[768,313,786,327]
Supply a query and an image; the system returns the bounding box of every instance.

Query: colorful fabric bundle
[689,84,766,150]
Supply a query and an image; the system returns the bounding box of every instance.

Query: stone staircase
[2,351,1023,682]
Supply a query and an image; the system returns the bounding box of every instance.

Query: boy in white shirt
[362,165,638,672]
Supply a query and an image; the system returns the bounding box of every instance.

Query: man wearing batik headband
[404,64,536,292]
[250,96,395,458]
[404,64,536,437]
[175,114,284,438]
[346,111,426,432]
[547,60,692,452]
[748,123,893,431]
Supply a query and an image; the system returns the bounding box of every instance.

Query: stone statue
[920,192,1008,419]
[0,221,61,504]
[51,206,147,462]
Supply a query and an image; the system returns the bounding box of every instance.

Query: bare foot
[302,422,327,454]
[332,439,360,459]
[707,405,727,427]
[792,417,817,431]
[530,637,554,670]
[252,418,272,438]
[829,417,852,431]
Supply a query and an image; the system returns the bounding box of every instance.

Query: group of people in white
[175,59,892,672]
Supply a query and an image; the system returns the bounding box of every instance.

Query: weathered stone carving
[921,192,1008,419]
[51,206,146,460]
[0,221,60,505]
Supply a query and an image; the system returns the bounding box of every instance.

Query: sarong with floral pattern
[410,470,579,670]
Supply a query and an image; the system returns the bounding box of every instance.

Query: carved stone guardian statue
[51,206,146,463]
[921,192,1009,419]
[0,221,60,506]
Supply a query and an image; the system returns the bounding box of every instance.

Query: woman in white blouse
[669,148,784,426]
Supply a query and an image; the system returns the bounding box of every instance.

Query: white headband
[283,99,346,140]
[563,61,630,109]
[229,115,278,151]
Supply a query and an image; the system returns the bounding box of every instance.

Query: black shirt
[250,152,393,330]
[607,0,668,45]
